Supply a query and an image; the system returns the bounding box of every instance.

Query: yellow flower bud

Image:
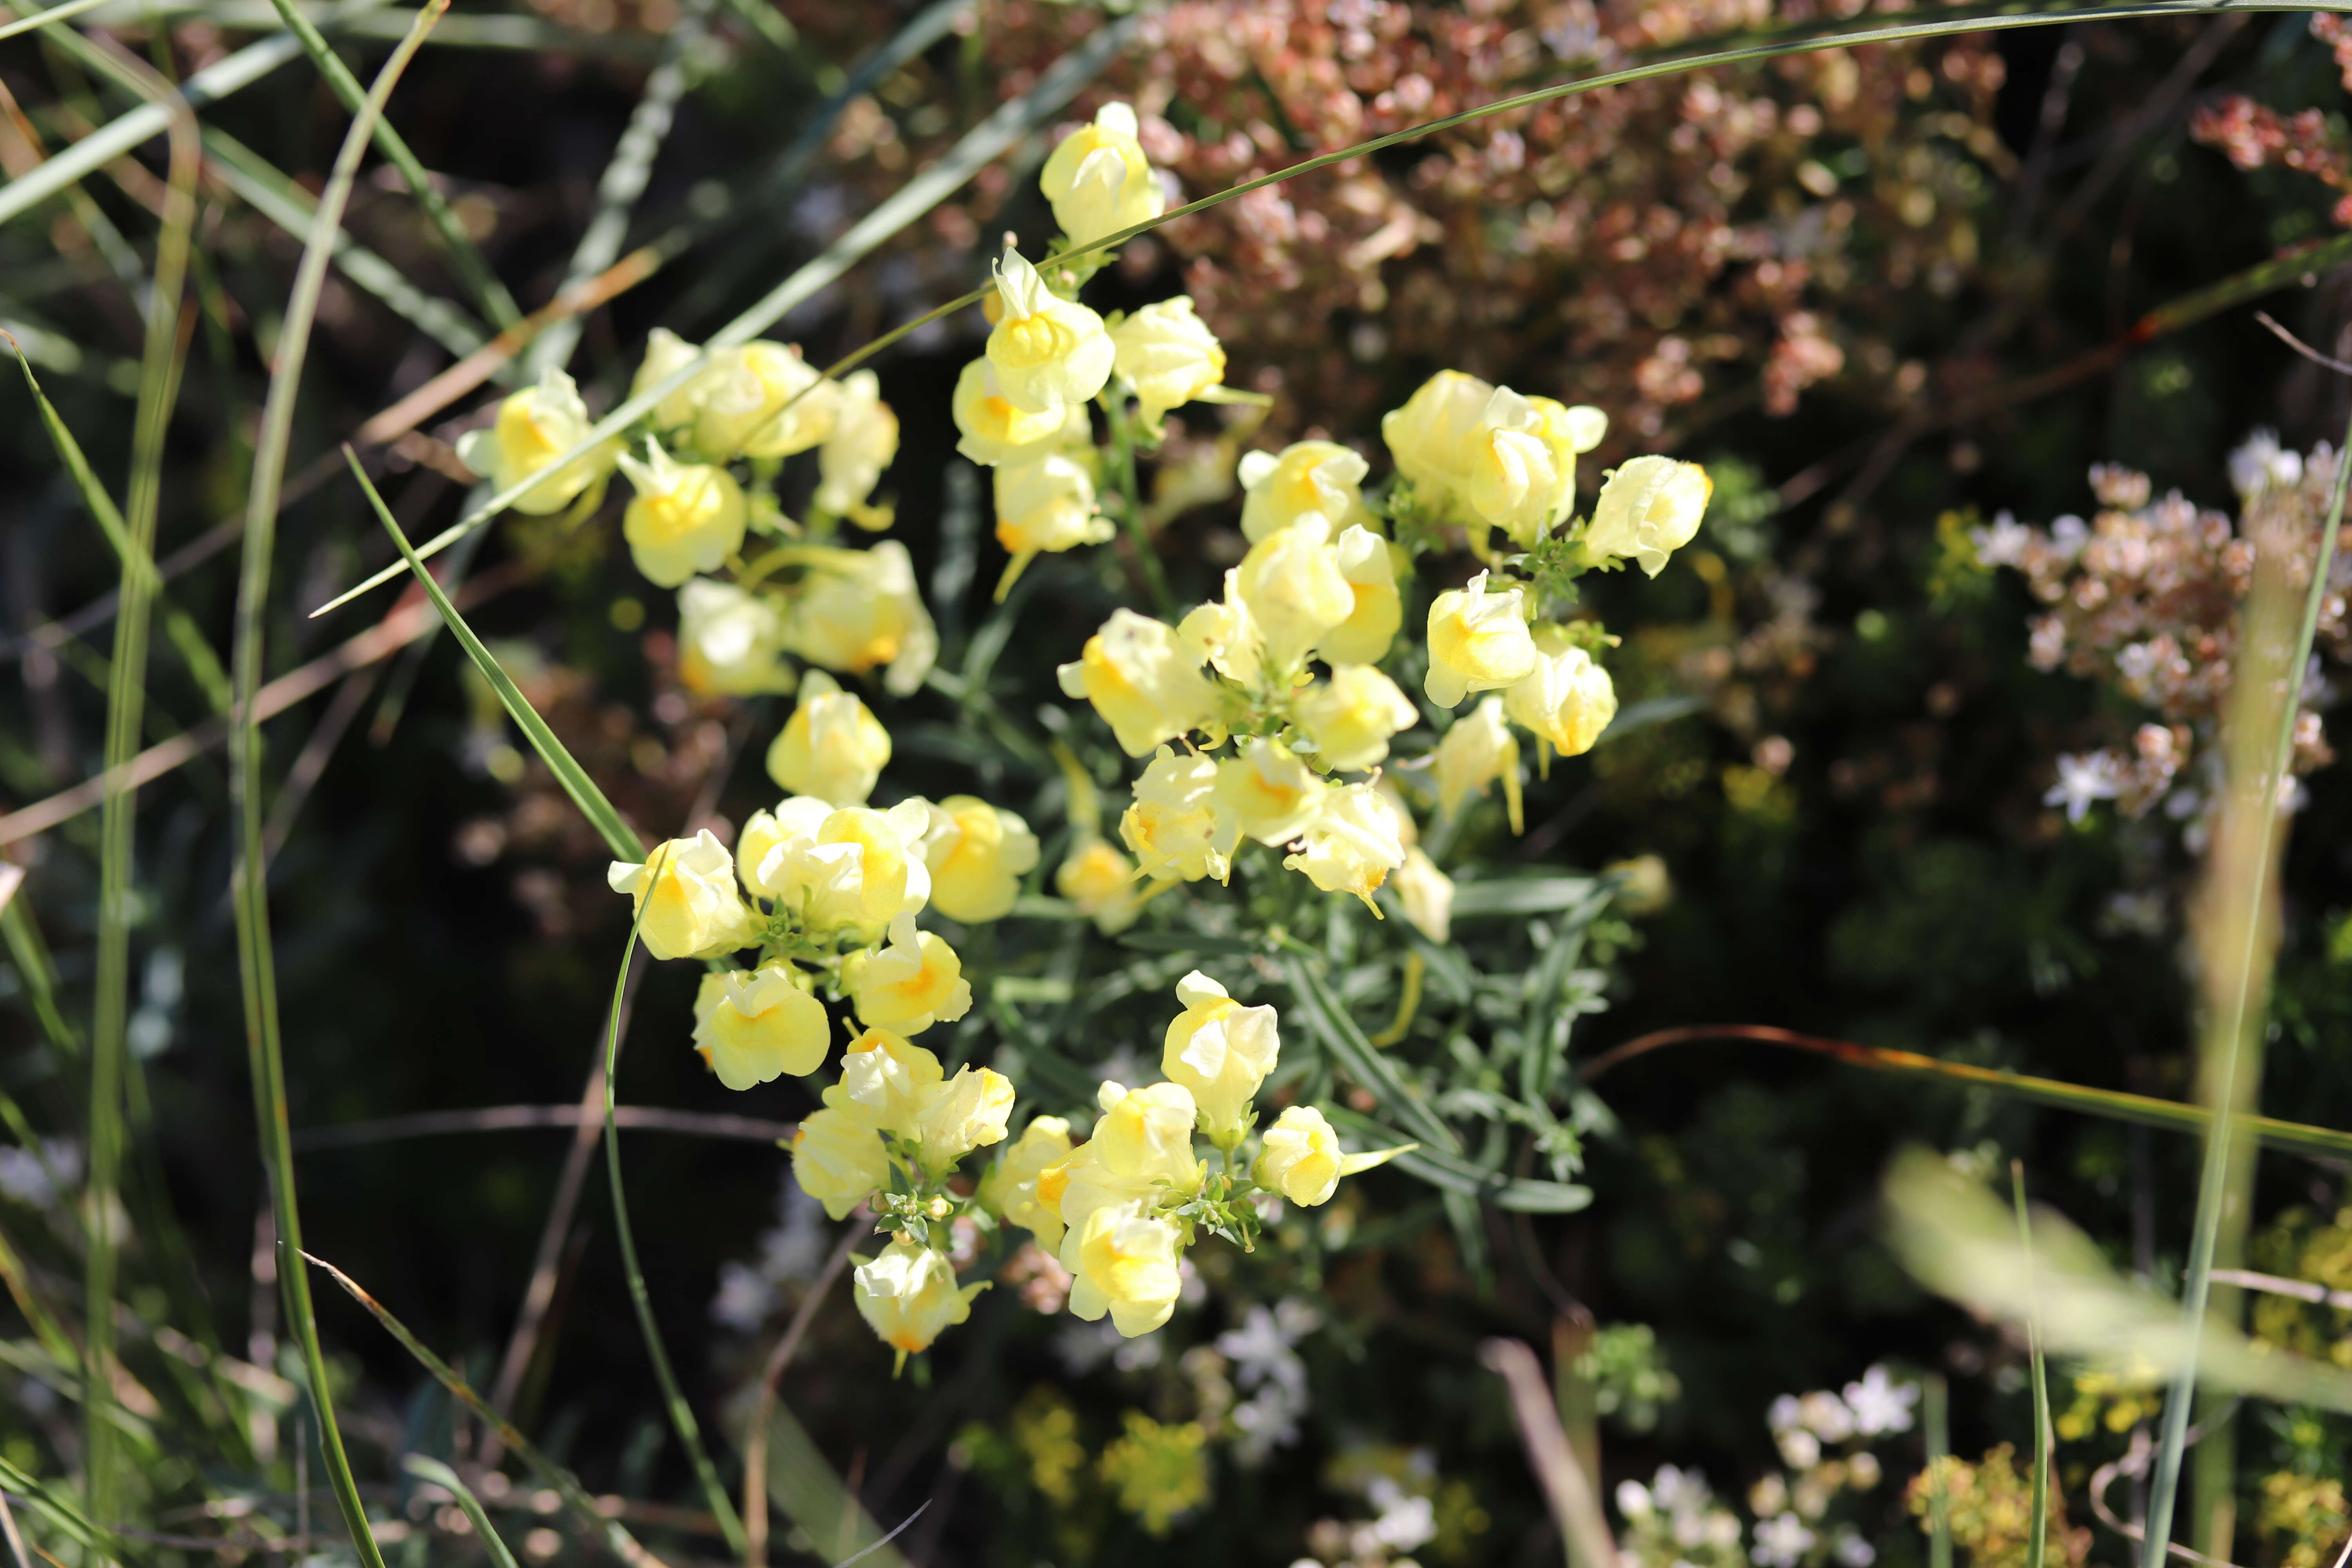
[978,1115,1076,1251]
[1283,780,1408,908]
[815,369,900,519]
[1394,848,1454,943]
[995,452,1115,556]
[1057,609,1221,757]
[691,964,830,1089]
[1253,1105,1344,1206]
[691,341,839,461]
[791,1082,891,1219]
[842,913,973,1036]
[780,542,937,698]
[1177,570,1263,688]
[854,1237,981,1355]
[1292,664,1419,772]
[1238,440,1370,544]
[631,327,720,430]
[1119,746,1235,884]
[1584,455,1711,577]
[1064,1201,1184,1338]
[951,358,1084,467]
[1039,102,1165,249]
[1234,518,1354,668]
[619,440,747,589]
[1160,972,1278,1140]
[1318,524,1405,666]
[676,579,794,697]
[1215,738,1324,847]
[837,1026,942,1136]
[1056,837,1143,934]
[455,367,619,515]
[1505,628,1618,756]
[1109,297,1224,433]
[1424,570,1536,707]
[915,1065,1015,1170]
[605,831,763,960]
[1434,697,1522,832]
[920,796,1040,924]
[985,249,1115,415]
[765,670,891,806]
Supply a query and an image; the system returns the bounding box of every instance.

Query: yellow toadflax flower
[994,452,1114,558]
[1057,609,1221,757]
[1382,369,1499,507]
[1424,570,1537,707]
[951,358,1086,467]
[1088,1079,1203,1194]
[631,327,720,431]
[791,1082,890,1218]
[456,367,619,515]
[979,1116,1076,1251]
[1119,747,1234,885]
[751,799,933,939]
[985,249,1115,415]
[1319,524,1405,666]
[1254,1105,1347,1206]
[1056,837,1144,934]
[914,1065,1015,1171]
[676,579,795,697]
[1293,664,1419,772]
[1064,1201,1185,1338]
[691,965,830,1089]
[1238,440,1370,543]
[606,831,763,960]
[1505,627,1618,757]
[1160,972,1278,1142]
[814,368,899,522]
[691,341,839,461]
[733,796,830,900]
[920,796,1041,924]
[854,1237,983,1357]
[842,913,973,1035]
[837,1026,942,1137]
[1283,780,1407,910]
[1215,738,1325,847]
[618,439,747,589]
[1434,697,1523,833]
[1583,454,1711,577]
[766,670,891,806]
[1394,847,1454,944]
[1039,101,1165,249]
[1109,297,1225,434]
[1234,517,1355,669]
[779,542,937,698]
[1178,569,1264,689]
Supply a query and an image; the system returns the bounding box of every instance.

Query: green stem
[2012,1163,2049,1568]
[1106,392,1174,619]
[1926,1373,1952,1568]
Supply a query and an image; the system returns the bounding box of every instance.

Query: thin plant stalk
[1926,1373,1953,1568]
[227,10,448,1565]
[742,1221,865,1568]
[2013,1161,2051,1568]
[1105,393,1174,619]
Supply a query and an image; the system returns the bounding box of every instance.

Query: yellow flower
[757,799,933,938]
[1160,971,1278,1141]
[1505,627,1618,756]
[630,327,720,430]
[734,796,832,900]
[1283,781,1407,908]
[1463,386,1575,547]
[1119,746,1234,884]
[1057,610,1221,757]
[791,1081,889,1218]
[1109,297,1224,433]
[1178,569,1263,688]
[691,340,839,461]
[1584,455,1711,577]
[1320,524,1405,666]
[1238,440,1370,544]
[1382,368,1500,507]
[1064,1201,1185,1337]
[780,542,937,698]
[915,1065,1015,1170]
[1099,1412,1210,1536]
[951,358,1085,467]
[1394,847,1454,943]
[815,369,900,521]
[454,368,618,515]
[1435,697,1523,832]
[676,579,794,697]
[854,1237,982,1356]
[995,452,1115,556]
[837,1026,942,1136]
[1039,101,1164,249]
[1293,664,1419,772]
[765,670,891,806]
[605,831,763,960]
[691,965,830,1089]
[1424,570,1536,707]
[979,1115,1076,1251]
[1384,374,1604,547]
[985,249,1114,415]
[618,440,747,589]
[1056,837,1143,934]
[1215,738,1324,847]
[842,913,973,1035]
[1234,518,1354,668]
[1527,396,1608,525]
[1089,1079,1203,1191]
[1253,1105,1345,1206]
[920,796,1040,924]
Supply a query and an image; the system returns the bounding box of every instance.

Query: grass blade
[402,1457,522,1568]
[1283,955,1461,1154]
[1325,1109,1590,1213]
[0,0,113,43]
[2012,1162,2051,1568]
[229,13,448,1567]
[344,452,645,861]
[1926,1373,1953,1568]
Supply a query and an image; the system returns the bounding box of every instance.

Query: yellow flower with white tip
[791,1082,890,1219]
[1063,1201,1184,1338]
[1109,297,1225,434]
[951,358,1085,467]
[1235,518,1354,668]
[1319,524,1404,666]
[1394,848,1454,943]
[1040,101,1165,249]
[762,799,933,938]
[837,1026,942,1136]
[915,1065,1014,1171]
[631,327,719,430]
[1090,1079,1203,1191]
[456,367,619,515]
[985,249,1114,415]
[854,1237,982,1357]
[1253,1105,1410,1206]
[1434,697,1523,833]
[1505,627,1618,756]
[979,1116,1075,1251]
[1057,609,1221,757]
[1238,440,1370,544]
[1160,972,1278,1142]
[1283,781,1407,910]
[1528,396,1608,526]
[1215,738,1324,847]
[995,452,1114,557]
[1424,570,1536,707]
[692,341,838,461]
[815,369,900,521]
[734,796,832,901]
[1119,747,1234,884]
[1293,664,1419,772]
[1584,455,1711,577]
[1465,386,1573,548]
[691,965,830,1089]
[676,579,794,697]
[843,913,973,1036]
[1382,368,1499,506]
[766,670,891,806]
[606,831,762,960]
[920,796,1040,924]
[780,542,937,698]
[1178,570,1263,688]
[619,439,746,589]
[1057,837,1143,934]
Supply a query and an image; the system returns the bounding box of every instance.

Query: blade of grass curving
[0,888,78,1054]
[345,450,645,860]
[742,1223,864,1568]
[402,1457,521,1568]
[0,0,115,43]
[301,1251,670,1568]
[1926,1374,1953,1568]
[599,845,749,1553]
[1325,1108,1588,1212]
[229,13,445,1568]
[2012,1162,2051,1568]
[0,1455,103,1551]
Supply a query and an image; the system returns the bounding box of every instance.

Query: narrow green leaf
[1926,1374,1953,1568]
[0,0,113,43]
[1325,1108,1591,1213]
[1117,931,1264,958]
[1284,956,1461,1155]
[0,1453,102,1549]
[403,1457,523,1568]
[2011,1164,2051,1568]
[1448,877,1607,919]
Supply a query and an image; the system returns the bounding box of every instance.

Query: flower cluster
[2190,16,2352,230]
[1902,1445,2090,1568]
